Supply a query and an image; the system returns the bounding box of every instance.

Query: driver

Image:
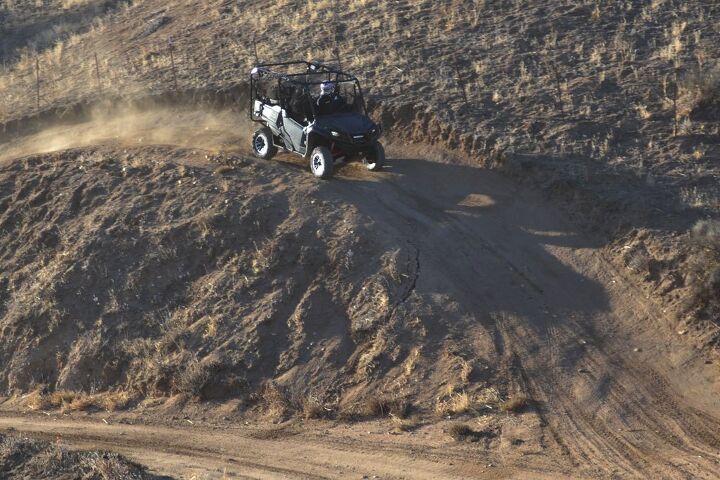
[316,80,344,115]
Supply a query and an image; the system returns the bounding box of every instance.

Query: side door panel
[281,113,306,155]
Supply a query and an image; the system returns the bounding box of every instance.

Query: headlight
[331,131,341,137]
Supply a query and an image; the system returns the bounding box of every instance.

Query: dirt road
[0,411,566,480]
[1,108,719,479]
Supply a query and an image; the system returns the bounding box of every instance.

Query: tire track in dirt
[335,158,720,478]
[508,300,720,478]
[0,413,550,480]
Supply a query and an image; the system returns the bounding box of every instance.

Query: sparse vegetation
[686,220,720,322]
[434,385,501,417]
[258,382,292,419]
[26,389,135,413]
[175,359,212,399]
[0,0,717,302]
[500,393,529,414]
[302,397,325,420]
[390,414,419,433]
[447,422,474,441]
[682,66,720,121]
[0,431,162,479]
[362,396,410,419]
[435,391,473,417]
[0,3,716,347]
[0,8,719,477]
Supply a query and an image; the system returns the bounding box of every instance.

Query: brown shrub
[435,391,472,417]
[65,394,96,412]
[175,360,212,399]
[500,393,528,413]
[258,382,292,418]
[362,396,410,419]
[101,391,135,412]
[447,422,474,441]
[687,220,720,321]
[685,68,720,121]
[48,390,78,408]
[302,398,325,420]
[390,415,419,432]
[26,390,134,413]
[25,390,51,411]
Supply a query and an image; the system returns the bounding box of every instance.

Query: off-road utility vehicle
[249,61,384,179]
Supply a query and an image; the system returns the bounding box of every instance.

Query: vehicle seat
[289,89,312,124]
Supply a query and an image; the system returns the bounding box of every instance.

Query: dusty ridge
[0,1,719,477]
[0,145,435,410]
[0,139,718,477]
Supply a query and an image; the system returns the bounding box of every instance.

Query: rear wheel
[366,142,385,172]
[309,146,334,179]
[252,127,277,160]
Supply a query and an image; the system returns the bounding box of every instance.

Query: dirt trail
[0,412,564,480]
[335,151,720,478]
[1,108,720,479]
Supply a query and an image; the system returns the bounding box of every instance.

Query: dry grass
[500,393,529,413]
[362,395,410,419]
[301,396,325,420]
[686,220,720,321]
[435,391,473,417]
[681,66,720,120]
[0,431,156,479]
[447,422,474,441]
[100,391,135,412]
[635,103,652,120]
[175,359,213,399]
[62,0,98,8]
[434,385,502,417]
[390,414,419,432]
[25,390,52,411]
[213,165,235,176]
[26,389,135,413]
[258,382,292,419]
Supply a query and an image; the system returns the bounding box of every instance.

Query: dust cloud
[0,104,252,163]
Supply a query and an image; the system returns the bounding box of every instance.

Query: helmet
[320,81,335,95]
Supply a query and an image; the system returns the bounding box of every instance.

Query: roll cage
[249,61,368,124]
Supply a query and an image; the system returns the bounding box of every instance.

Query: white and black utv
[249,61,384,179]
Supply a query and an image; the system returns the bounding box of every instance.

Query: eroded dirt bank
[0,138,719,477]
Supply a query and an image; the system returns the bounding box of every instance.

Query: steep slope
[0,139,719,477]
[0,146,430,410]
[1,0,718,338]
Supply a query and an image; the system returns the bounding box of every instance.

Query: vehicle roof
[250,61,359,86]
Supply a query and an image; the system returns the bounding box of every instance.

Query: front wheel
[366,142,385,172]
[309,146,334,179]
[252,127,278,160]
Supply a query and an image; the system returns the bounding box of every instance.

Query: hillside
[1,0,719,338]
[1,1,720,479]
